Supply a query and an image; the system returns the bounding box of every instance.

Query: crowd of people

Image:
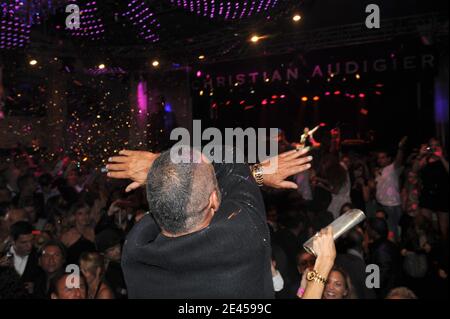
[269,131,449,299]
[0,129,448,299]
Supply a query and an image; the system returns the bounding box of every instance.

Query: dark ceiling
[2,0,449,65]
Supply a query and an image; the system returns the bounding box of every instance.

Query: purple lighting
[169,0,279,19]
[0,0,31,49]
[137,81,148,116]
[67,1,105,41]
[123,0,159,42]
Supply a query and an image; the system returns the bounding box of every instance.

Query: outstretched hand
[261,147,313,190]
[106,150,160,192]
[106,147,312,192]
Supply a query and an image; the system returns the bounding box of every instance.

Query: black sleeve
[213,162,266,221]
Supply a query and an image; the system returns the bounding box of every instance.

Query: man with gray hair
[107,147,323,298]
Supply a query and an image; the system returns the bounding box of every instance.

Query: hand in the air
[312,227,336,265]
[261,147,313,190]
[106,150,160,192]
[398,136,408,149]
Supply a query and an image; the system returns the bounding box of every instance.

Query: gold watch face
[306,271,316,281]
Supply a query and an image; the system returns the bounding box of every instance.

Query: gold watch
[251,163,264,187]
[306,270,328,285]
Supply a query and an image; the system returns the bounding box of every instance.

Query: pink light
[137,81,148,116]
[359,93,366,98]
[280,94,286,99]
[261,99,268,105]
[324,92,331,96]
[375,91,382,95]
[196,70,202,77]
[272,95,278,99]
[334,91,341,95]
[239,100,246,105]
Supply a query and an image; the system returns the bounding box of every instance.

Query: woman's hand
[312,227,336,273]
[106,150,160,192]
[301,227,336,299]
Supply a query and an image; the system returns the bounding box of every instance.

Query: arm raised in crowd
[301,227,336,299]
[394,136,408,169]
[106,148,312,192]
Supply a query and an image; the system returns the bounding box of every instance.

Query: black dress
[66,235,96,265]
[419,160,449,212]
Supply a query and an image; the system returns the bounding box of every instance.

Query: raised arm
[301,227,336,299]
[308,125,321,136]
[394,136,408,169]
[106,147,313,192]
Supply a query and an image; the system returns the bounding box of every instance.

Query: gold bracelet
[251,163,264,187]
[306,270,328,285]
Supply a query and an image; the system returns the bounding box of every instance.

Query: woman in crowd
[322,267,356,299]
[79,251,114,299]
[413,138,449,241]
[315,153,351,219]
[349,161,372,213]
[60,202,96,265]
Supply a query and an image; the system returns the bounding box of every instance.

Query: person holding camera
[413,138,449,241]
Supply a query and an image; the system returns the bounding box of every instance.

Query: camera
[426,146,435,154]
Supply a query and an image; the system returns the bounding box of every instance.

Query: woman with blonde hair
[79,251,114,299]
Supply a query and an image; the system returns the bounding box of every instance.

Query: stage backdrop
[191,40,439,149]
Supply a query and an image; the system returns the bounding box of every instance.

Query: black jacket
[122,163,274,299]
[367,239,401,298]
[335,253,376,299]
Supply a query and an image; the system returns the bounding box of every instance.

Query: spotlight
[355,74,361,80]
[98,64,105,69]
[29,59,38,66]
[152,60,160,67]
[293,14,302,22]
[301,96,308,102]
[198,55,205,60]
[313,96,320,101]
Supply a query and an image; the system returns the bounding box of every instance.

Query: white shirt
[376,163,403,207]
[272,271,284,292]
[10,246,29,277]
[328,164,351,219]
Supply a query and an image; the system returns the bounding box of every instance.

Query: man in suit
[1,221,43,295]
